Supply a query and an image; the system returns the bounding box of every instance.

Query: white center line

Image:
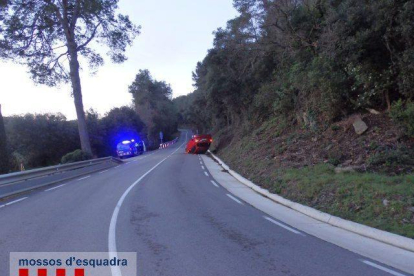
[201,166,205,170]
[227,194,243,205]
[6,197,28,206]
[45,184,66,192]
[204,171,209,176]
[210,180,219,188]
[264,216,305,236]
[78,175,91,181]
[99,169,109,174]
[361,260,406,276]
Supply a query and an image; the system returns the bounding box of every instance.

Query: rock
[382,199,389,207]
[366,108,381,115]
[353,117,368,135]
[409,207,414,213]
[342,159,353,166]
[334,166,355,173]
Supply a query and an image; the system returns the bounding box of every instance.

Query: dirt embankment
[211,113,414,238]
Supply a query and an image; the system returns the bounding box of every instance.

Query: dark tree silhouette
[0,0,140,154]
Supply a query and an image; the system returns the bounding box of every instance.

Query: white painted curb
[209,151,414,253]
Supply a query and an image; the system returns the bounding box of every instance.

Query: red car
[186,134,213,154]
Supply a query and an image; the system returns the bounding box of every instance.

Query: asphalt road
[0,130,411,276]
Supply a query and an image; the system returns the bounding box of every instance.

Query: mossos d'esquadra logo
[10,252,137,276]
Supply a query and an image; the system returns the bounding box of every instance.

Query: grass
[273,165,414,238]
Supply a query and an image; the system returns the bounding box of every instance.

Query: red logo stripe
[19,269,29,276]
[56,269,66,276]
[38,269,47,276]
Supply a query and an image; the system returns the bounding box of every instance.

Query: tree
[6,113,80,168]
[101,106,145,155]
[0,0,140,154]
[0,104,10,174]
[129,70,178,147]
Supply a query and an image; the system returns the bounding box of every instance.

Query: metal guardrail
[0,157,123,187]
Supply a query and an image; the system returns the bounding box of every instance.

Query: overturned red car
[185,134,213,154]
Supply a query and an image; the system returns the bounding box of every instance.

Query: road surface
[0,131,411,276]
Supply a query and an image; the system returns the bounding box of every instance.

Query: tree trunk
[68,43,92,155]
[0,104,10,174]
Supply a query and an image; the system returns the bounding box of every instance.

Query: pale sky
[0,0,238,119]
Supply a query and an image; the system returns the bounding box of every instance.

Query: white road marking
[264,216,305,236]
[210,180,219,188]
[6,197,28,206]
[114,165,120,168]
[77,176,91,181]
[99,169,109,174]
[109,132,187,276]
[361,260,406,276]
[45,184,66,192]
[0,205,5,208]
[201,166,205,170]
[200,161,202,164]
[227,194,243,205]
[204,171,209,176]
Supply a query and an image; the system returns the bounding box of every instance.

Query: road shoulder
[201,154,414,275]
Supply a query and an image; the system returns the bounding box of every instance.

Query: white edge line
[99,169,109,174]
[5,197,28,206]
[45,184,66,192]
[264,216,305,236]
[226,194,243,205]
[204,171,209,176]
[78,175,91,181]
[210,180,219,188]
[108,132,187,276]
[201,166,205,170]
[361,260,406,276]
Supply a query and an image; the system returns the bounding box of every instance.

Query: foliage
[61,149,92,164]
[100,106,146,155]
[3,107,145,171]
[390,100,414,138]
[4,113,80,168]
[0,0,140,85]
[129,70,178,148]
[0,0,140,154]
[177,0,414,131]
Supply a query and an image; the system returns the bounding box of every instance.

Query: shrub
[390,100,414,138]
[61,149,93,164]
[368,146,414,174]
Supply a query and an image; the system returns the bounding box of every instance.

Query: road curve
[0,130,411,276]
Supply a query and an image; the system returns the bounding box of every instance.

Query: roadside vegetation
[175,0,414,238]
[2,99,177,171]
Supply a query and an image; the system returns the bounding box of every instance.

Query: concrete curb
[208,151,414,253]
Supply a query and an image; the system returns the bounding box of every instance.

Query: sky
[0,0,238,119]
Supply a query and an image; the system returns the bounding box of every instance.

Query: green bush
[390,100,414,138]
[61,149,93,164]
[368,146,414,172]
